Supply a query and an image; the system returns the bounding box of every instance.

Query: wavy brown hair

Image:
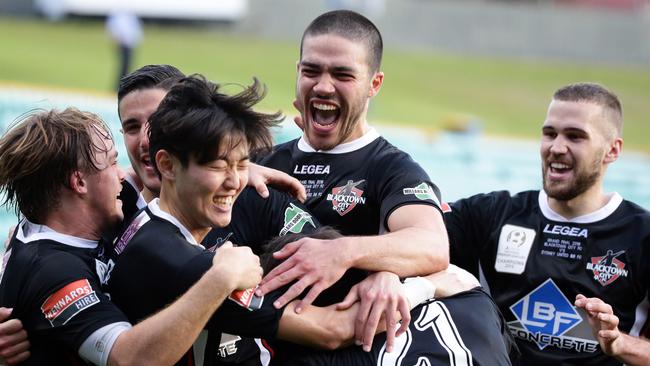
[0,108,112,223]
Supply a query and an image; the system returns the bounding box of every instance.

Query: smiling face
[296,34,383,150]
[540,100,612,201]
[166,136,250,236]
[84,129,126,234]
[118,88,167,195]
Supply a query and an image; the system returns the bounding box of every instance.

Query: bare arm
[106,244,262,366]
[258,204,448,310]
[575,294,650,366]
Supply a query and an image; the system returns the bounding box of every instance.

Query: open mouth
[547,161,573,181]
[213,196,233,210]
[311,101,340,127]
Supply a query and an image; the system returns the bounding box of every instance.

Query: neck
[158,187,210,244]
[547,181,609,219]
[142,186,157,203]
[44,202,101,241]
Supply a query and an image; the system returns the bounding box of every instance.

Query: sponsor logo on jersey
[41,279,100,327]
[586,250,628,286]
[440,202,452,213]
[402,183,440,206]
[228,286,264,311]
[218,333,241,357]
[280,203,316,236]
[543,224,588,238]
[509,279,597,352]
[293,164,330,175]
[327,180,366,216]
[114,212,150,255]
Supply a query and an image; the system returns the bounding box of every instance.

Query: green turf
[1,17,648,150]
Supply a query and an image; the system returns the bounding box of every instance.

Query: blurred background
[0,0,649,233]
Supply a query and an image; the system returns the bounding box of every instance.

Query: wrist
[402,276,436,310]
[335,236,357,269]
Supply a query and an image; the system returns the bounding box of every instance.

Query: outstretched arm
[257,204,448,311]
[575,294,650,366]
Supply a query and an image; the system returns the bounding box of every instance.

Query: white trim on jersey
[297,126,380,154]
[147,199,203,248]
[124,175,147,209]
[629,293,650,337]
[254,338,271,366]
[16,219,98,249]
[78,321,132,366]
[538,191,623,224]
[192,330,208,366]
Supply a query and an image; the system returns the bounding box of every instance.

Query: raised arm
[104,244,262,366]
[248,163,306,202]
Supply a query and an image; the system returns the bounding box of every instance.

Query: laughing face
[170,136,250,234]
[540,100,611,201]
[296,34,383,151]
[118,88,167,195]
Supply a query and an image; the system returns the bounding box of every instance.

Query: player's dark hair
[117,64,185,104]
[0,108,112,223]
[301,10,383,73]
[553,82,623,137]
[148,74,282,174]
[261,226,342,273]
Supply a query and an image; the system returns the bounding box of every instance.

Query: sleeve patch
[228,287,264,311]
[41,279,100,326]
[402,183,440,206]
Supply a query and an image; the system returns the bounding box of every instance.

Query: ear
[69,171,88,194]
[603,137,623,164]
[368,71,384,98]
[155,150,177,181]
[296,60,300,72]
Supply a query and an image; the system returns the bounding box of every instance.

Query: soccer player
[0,108,263,365]
[256,10,450,352]
[445,82,650,365]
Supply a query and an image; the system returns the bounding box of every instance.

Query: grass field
[1,17,649,150]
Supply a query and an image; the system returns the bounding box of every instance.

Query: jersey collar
[147,199,203,247]
[538,190,623,223]
[124,174,147,210]
[297,127,380,154]
[16,219,98,249]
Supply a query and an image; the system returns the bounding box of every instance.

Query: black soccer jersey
[446,190,650,366]
[106,199,285,366]
[260,130,442,236]
[0,220,129,365]
[203,186,319,253]
[270,288,512,366]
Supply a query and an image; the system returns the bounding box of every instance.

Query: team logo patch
[280,203,315,236]
[586,250,628,286]
[403,183,440,206]
[41,279,100,327]
[326,180,366,216]
[509,279,583,350]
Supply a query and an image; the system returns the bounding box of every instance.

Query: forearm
[108,268,233,366]
[610,334,650,366]
[345,226,448,277]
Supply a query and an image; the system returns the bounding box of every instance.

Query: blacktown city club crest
[586,250,628,286]
[327,180,366,216]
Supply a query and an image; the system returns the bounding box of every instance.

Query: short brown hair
[0,108,113,223]
[553,82,623,138]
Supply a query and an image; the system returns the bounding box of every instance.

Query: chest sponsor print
[586,250,628,286]
[280,203,316,236]
[41,279,100,327]
[508,278,598,353]
[327,180,366,216]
